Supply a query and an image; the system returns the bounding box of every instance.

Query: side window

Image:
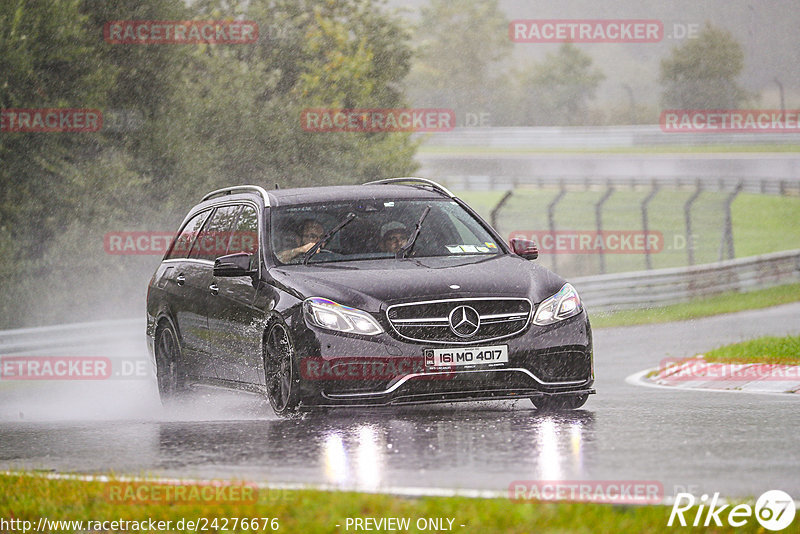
[189,205,242,261]
[165,210,210,260]
[227,205,260,270]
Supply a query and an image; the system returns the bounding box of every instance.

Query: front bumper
[292,309,594,407]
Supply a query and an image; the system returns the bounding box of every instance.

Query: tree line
[0,0,753,327]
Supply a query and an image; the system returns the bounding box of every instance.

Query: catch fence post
[642,182,660,270]
[594,184,615,274]
[684,180,702,266]
[548,184,567,272]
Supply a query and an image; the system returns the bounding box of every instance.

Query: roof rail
[201,185,271,206]
[363,177,454,198]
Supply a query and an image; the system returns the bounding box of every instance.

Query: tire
[264,321,301,415]
[155,322,184,404]
[531,394,588,412]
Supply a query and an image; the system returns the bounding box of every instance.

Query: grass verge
[590,282,800,328]
[0,473,763,534]
[703,335,800,365]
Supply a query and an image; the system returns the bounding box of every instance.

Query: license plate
[424,345,508,369]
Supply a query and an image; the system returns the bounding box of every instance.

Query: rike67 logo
[669,490,795,531]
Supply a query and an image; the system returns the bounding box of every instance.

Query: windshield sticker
[485,242,497,249]
[447,244,495,254]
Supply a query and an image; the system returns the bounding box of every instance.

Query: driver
[379,221,408,253]
[276,219,325,263]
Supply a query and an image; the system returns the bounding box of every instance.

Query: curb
[628,356,800,395]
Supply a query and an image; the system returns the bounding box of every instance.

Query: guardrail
[574,249,800,312]
[0,318,143,355]
[1,253,798,344]
[417,125,800,148]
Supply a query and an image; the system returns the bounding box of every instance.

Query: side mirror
[214,252,255,277]
[509,238,538,260]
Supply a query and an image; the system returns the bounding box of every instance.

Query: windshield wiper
[396,205,431,259]
[302,212,357,265]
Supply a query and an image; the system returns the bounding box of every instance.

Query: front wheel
[264,321,300,415]
[531,394,588,412]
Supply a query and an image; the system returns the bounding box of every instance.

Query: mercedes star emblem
[448,305,480,337]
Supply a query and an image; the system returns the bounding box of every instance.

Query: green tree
[508,43,605,126]
[0,0,420,327]
[405,0,511,123]
[660,23,750,109]
[0,0,116,248]
[158,0,418,194]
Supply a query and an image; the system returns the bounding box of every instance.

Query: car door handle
[176,274,185,286]
[209,284,219,295]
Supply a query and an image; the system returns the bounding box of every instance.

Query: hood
[269,254,566,312]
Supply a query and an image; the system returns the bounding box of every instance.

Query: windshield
[270,199,502,264]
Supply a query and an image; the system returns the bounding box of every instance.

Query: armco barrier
[0,252,798,343]
[417,125,800,149]
[0,318,143,355]
[573,249,800,312]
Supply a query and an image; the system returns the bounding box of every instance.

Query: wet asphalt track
[1,302,799,499]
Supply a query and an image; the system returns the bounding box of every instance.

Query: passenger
[277,219,325,263]
[379,221,408,253]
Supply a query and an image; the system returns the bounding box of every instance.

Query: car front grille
[386,297,531,344]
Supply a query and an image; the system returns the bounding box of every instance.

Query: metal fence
[446,175,800,196]
[473,177,797,279]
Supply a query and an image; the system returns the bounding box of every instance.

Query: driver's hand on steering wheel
[277,241,321,263]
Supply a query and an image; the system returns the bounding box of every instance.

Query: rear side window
[227,205,260,270]
[189,205,242,261]
[165,210,211,260]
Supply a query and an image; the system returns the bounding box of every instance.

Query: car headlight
[533,283,582,326]
[303,297,384,335]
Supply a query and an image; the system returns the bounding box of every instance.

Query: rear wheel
[264,321,300,415]
[155,323,184,404]
[531,394,588,411]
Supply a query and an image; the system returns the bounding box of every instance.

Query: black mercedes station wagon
[146,178,594,414]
